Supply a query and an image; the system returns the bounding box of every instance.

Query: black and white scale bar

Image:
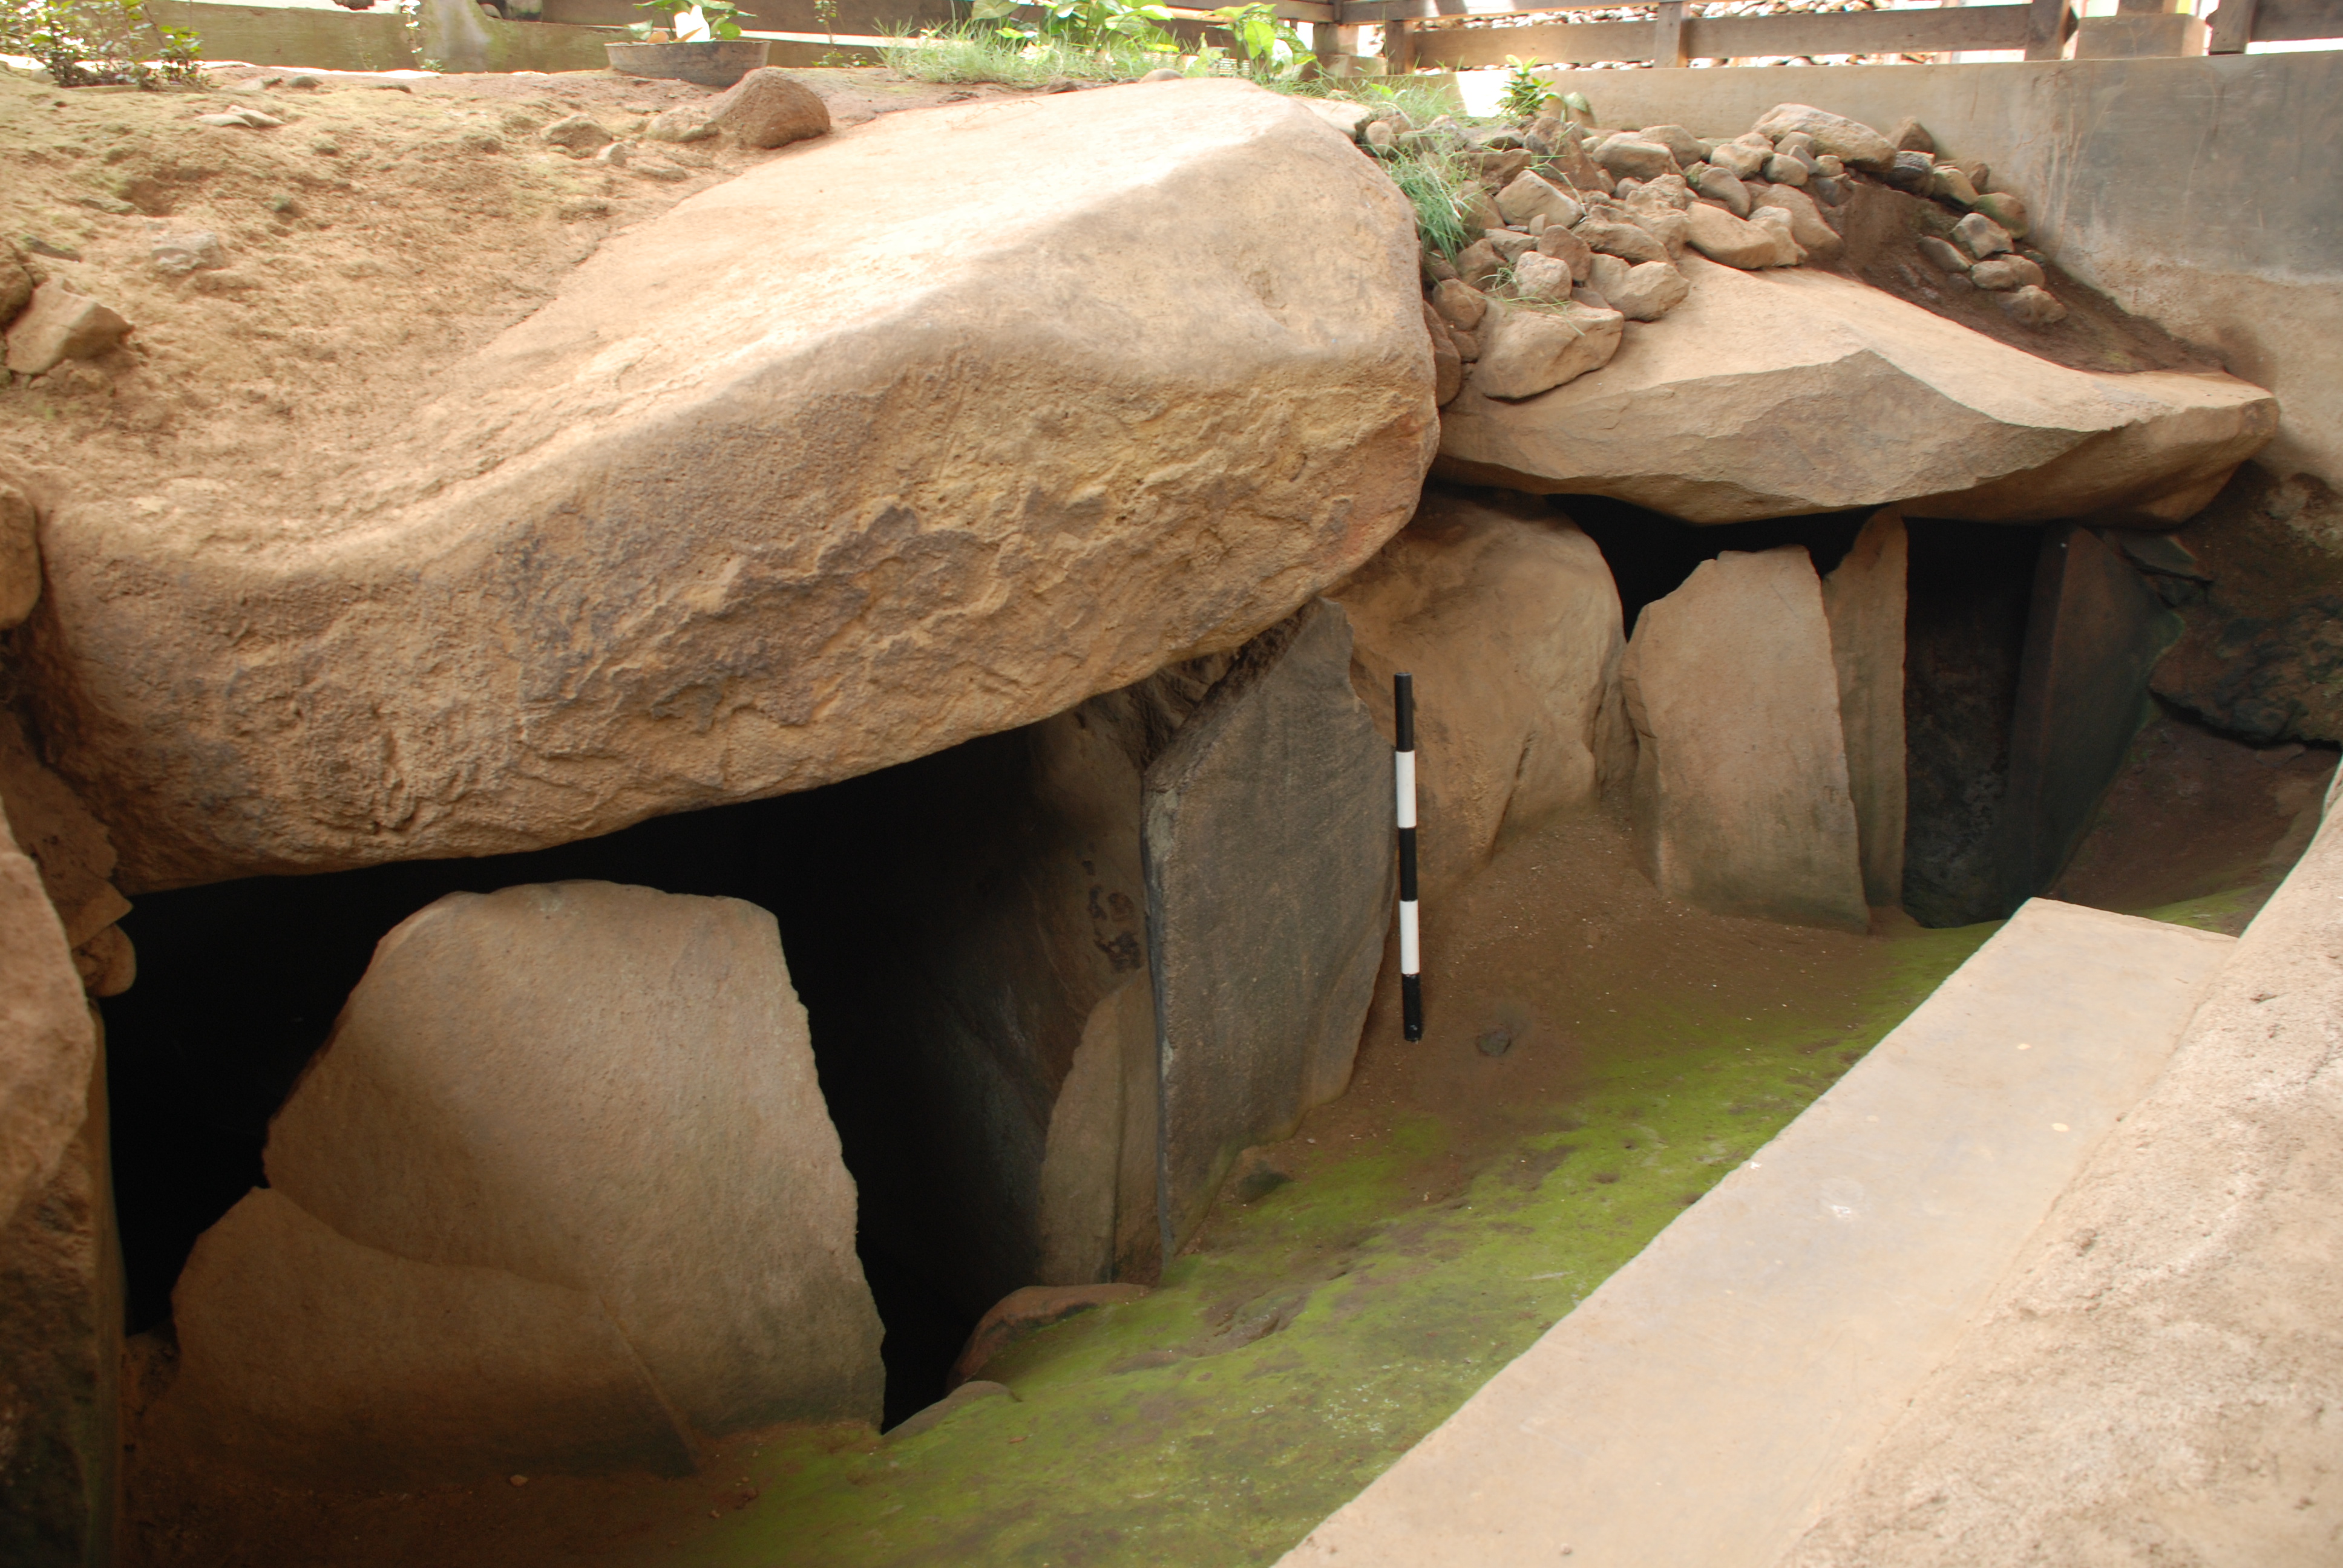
[1395,671,1423,1042]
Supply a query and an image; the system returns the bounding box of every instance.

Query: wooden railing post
[2023,0,2073,56]
[2207,0,2258,50]
[1382,13,1416,71]
[1653,0,1688,64]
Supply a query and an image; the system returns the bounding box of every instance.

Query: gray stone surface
[0,1022,117,1568]
[1999,525,2181,910]
[1823,509,1909,909]
[169,880,882,1480]
[1787,807,2343,1567]
[1145,599,1392,1256]
[1279,898,2235,1568]
[1622,546,1868,931]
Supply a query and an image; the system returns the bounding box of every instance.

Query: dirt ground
[0,64,1026,518]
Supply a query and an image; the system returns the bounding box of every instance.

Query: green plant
[877,21,1181,83]
[625,0,742,42]
[970,0,1176,51]
[1213,1,1305,79]
[1499,55,1552,121]
[0,0,199,87]
[1390,145,1474,260]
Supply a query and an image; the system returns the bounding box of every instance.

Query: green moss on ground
[680,920,1997,1568]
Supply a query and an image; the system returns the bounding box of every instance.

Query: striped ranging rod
[1395,672,1423,1042]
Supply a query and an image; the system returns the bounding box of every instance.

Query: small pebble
[508,1474,528,1486]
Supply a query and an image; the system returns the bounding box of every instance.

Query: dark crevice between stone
[1558,494,1873,636]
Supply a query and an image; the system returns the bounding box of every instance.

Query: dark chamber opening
[106,737,1024,1431]
[1561,494,1874,633]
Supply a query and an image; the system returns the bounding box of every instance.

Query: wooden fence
[128,0,2343,77]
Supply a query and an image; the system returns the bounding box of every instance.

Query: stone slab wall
[1567,53,2343,484]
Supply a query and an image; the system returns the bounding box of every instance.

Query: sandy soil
[0,65,1023,517]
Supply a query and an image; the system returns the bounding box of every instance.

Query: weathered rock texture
[162,1188,695,1486]
[1622,547,1868,931]
[27,80,1437,890]
[1821,509,1908,907]
[2000,526,2181,909]
[1147,599,1392,1255]
[160,881,881,1483]
[1784,788,2343,1567]
[1,713,134,998]
[1437,254,2273,526]
[0,791,93,1232]
[2154,464,2343,746]
[0,1019,117,1568]
[1329,489,1628,902]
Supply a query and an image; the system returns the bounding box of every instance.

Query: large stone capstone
[1436,254,2275,526]
[1330,489,1628,901]
[158,881,882,1483]
[25,80,1437,890]
[1146,599,1393,1255]
[1622,546,1869,931]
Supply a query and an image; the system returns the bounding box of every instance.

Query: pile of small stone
[1339,97,2060,405]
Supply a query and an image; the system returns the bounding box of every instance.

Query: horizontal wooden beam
[1404,1,2039,67]
[1339,0,1638,25]
[2244,0,2343,38]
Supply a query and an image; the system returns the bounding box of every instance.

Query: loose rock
[1536,221,1594,281]
[151,232,226,276]
[1751,183,1841,261]
[1971,190,2028,237]
[1999,284,2068,327]
[542,113,614,154]
[1575,215,1666,265]
[700,67,831,150]
[1969,255,2046,292]
[0,243,30,330]
[1953,210,2014,260]
[1474,302,1624,400]
[1513,250,1573,303]
[1753,103,1895,171]
[1423,300,1463,405]
[1637,124,1706,168]
[1592,134,1676,181]
[1496,171,1581,232]
[1587,254,1688,321]
[1431,277,1488,331]
[1916,235,1971,275]
[1683,202,1780,270]
[1694,165,1752,217]
[2,284,131,377]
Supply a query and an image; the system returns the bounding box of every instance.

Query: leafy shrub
[0,0,200,87]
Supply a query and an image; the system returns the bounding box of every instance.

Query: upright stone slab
[1145,600,1394,1256]
[166,881,882,1483]
[1330,491,1630,903]
[1035,974,1159,1287]
[0,1021,119,1568]
[1821,509,1910,909]
[0,799,94,1229]
[2001,526,2183,906]
[1622,547,1869,931]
